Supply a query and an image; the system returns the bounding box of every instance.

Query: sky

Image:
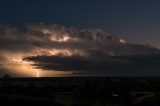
[0,0,160,77]
[0,0,160,47]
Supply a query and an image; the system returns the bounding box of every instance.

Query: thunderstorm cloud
[0,24,159,76]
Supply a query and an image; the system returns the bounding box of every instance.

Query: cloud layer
[0,24,159,76]
[25,55,160,76]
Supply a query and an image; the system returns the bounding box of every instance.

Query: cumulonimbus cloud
[0,24,158,56]
[0,23,159,76]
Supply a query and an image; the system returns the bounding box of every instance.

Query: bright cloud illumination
[51,36,70,42]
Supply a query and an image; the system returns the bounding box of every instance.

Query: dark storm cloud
[25,55,160,76]
[0,24,157,56]
[0,23,125,76]
[0,23,130,57]
[24,55,129,73]
[0,24,159,76]
[0,24,110,54]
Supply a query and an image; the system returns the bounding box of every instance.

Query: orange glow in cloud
[119,38,127,44]
[51,36,70,42]
[3,49,75,78]
[8,57,72,77]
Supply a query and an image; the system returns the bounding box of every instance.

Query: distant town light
[112,93,118,97]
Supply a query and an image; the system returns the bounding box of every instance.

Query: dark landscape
[0,76,160,106]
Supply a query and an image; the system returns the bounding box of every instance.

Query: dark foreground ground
[0,77,160,106]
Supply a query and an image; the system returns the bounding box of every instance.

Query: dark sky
[1,0,160,77]
[1,0,160,47]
